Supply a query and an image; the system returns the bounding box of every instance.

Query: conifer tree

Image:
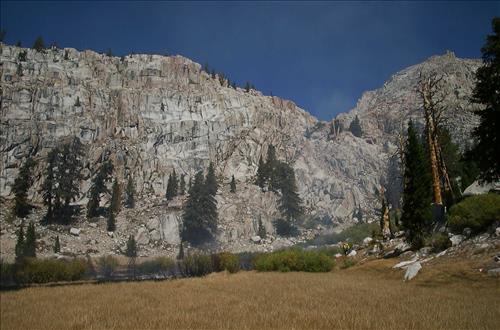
[177,241,185,260]
[110,178,121,214]
[230,175,236,193]
[41,148,58,222]
[13,157,35,218]
[245,82,250,92]
[24,222,36,258]
[125,176,135,208]
[401,121,432,248]
[276,162,303,222]
[471,17,500,183]
[87,160,113,218]
[256,156,267,189]
[182,171,211,244]
[166,170,179,200]
[349,115,363,137]
[125,235,137,277]
[107,210,116,232]
[54,235,61,253]
[15,224,25,263]
[32,36,45,52]
[205,162,218,196]
[179,174,186,195]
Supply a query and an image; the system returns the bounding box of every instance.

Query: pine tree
[15,224,25,263]
[87,160,113,218]
[107,210,116,232]
[125,176,135,208]
[230,175,236,193]
[177,241,185,260]
[13,157,36,218]
[182,171,211,245]
[471,17,500,183]
[41,148,58,222]
[276,162,303,222]
[110,178,121,214]
[0,29,5,42]
[17,63,23,76]
[24,222,36,258]
[166,170,179,200]
[349,115,363,137]
[401,121,432,248]
[256,156,267,189]
[125,235,137,277]
[266,145,279,191]
[54,235,61,253]
[56,138,84,222]
[205,162,218,196]
[32,36,45,52]
[245,82,250,92]
[179,174,186,195]
[75,97,81,107]
[106,48,113,57]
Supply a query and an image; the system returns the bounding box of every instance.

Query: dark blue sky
[1,1,498,120]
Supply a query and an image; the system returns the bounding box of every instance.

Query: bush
[0,261,16,287]
[137,257,174,277]
[448,194,500,234]
[253,249,334,272]
[308,222,379,246]
[218,252,240,273]
[97,255,119,279]
[273,218,299,237]
[340,258,356,269]
[236,252,259,270]
[426,232,452,253]
[179,254,214,277]
[12,259,86,284]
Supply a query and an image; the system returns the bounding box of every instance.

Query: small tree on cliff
[24,222,36,258]
[230,175,236,193]
[110,178,121,214]
[166,170,178,200]
[349,115,363,137]
[41,148,58,222]
[32,36,45,52]
[179,174,186,195]
[125,176,135,209]
[12,157,36,218]
[15,224,25,263]
[87,160,113,218]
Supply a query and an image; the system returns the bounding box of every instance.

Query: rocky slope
[0,44,482,259]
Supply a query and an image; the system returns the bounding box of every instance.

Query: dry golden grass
[1,257,499,330]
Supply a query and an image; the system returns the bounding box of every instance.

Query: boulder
[69,228,80,236]
[347,250,357,257]
[251,235,261,244]
[462,227,472,238]
[404,262,422,281]
[395,241,411,253]
[89,223,97,228]
[487,268,500,277]
[135,227,149,245]
[449,235,464,247]
[363,237,373,245]
[368,244,380,255]
[393,259,418,269]
[496,227,500,237]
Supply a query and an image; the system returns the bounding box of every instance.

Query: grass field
[1,257,499,329]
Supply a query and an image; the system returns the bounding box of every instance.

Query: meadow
[1,257,499,330]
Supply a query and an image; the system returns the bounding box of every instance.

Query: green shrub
[426,232,452,253]
[218,252,240,273]
[253,249,334,272]
[448,194,500,234]
[0,261,16,287]
[309,222,379,246]
[179,254,214,277]
[137,257,174,276]
[340,258,356,269]
[15,259,86,284]
[97,255,119,279]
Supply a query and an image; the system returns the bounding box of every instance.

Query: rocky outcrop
[0,43,483,258]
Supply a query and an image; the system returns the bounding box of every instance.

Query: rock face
[0,44,482,256]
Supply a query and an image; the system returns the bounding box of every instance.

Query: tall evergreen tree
[256,156,267,189]
[12,157,35,218]
[401,121,432,248]
[205,162,218,196]
[166,170,179,200]
[107,210,116,232]
[87,160,113,218]
[24,222,36,258]
[15,223,25,263]
[56,138,84,217]
[41,148,58,222]
[110,178,121,214]
[471,17,500,183]
[32,36,45,52]
[182,171,211,245]
[276,162,303,222]
[230,175,236,193]
[177,241,185,260]
[179,174,186,195]
[125,176,135,208]
[349,115,363,137]
[54,235,61,253]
